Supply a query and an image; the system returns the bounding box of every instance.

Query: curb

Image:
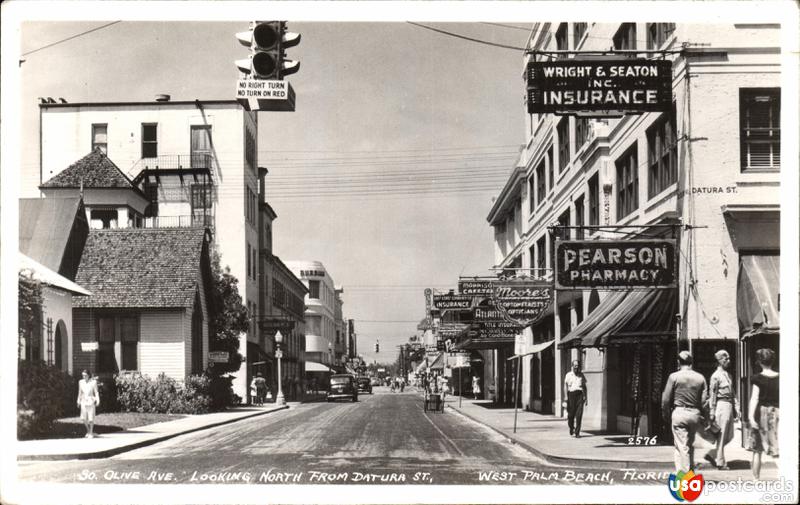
[18,405,290,462]
[447,404,674,471]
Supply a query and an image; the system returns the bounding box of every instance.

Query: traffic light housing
[375,343,379,353]
[236,21,300,80]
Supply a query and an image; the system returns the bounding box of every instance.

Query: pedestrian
[661,351,708,473]
[563,360,588,438]
[706,350,740,470]
[472,376,481,399]
[252,372,267,406]
[76,369,100,438]
[745,348,779,479]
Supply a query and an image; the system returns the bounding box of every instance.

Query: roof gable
[74,227,209,309]
[41,148,135,189]
[19,197,86,276]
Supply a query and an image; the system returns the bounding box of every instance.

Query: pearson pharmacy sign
[526,59,672,116]
[555,239,677,290]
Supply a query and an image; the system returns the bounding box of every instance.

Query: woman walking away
[77,370,100,438]
[746,348,779,479]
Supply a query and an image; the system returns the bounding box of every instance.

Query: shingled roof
[41,148,135,189]
[74,227,210,309]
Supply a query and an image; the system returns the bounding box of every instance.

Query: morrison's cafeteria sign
[526,59,672,115]
[555,239,677,290]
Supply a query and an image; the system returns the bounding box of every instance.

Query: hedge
[17,360,79,439]
[115,372,234,414]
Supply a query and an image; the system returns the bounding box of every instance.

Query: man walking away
[563,360,588,438]
[661,351,708,473]
[707,350,739,469]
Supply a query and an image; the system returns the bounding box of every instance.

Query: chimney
[155,94,171,102]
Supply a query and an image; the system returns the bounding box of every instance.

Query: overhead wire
[406,22,529,52]
[22,21,123,57]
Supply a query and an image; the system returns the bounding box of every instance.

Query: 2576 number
[627,436,658,445]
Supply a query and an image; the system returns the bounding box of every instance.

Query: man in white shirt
[563,360,588,437]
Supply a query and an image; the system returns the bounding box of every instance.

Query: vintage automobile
[327,374,358,402]
[356,377,372,394]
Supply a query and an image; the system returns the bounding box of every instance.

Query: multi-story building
[256,170,308,400]
[38,97,264,400]
[285,261,341,370]
[488,23,781,439]
[334,286,346,366]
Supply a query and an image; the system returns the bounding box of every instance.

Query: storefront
[559,287,677,439]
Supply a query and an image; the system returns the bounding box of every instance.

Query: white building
[488,22,782,439]
[38,97,262,400]
[285,261,340,369]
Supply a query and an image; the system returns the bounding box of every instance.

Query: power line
[407,22,528,52]
[479,22,534,33]
[22,21,123,57]
[260,144,521,154]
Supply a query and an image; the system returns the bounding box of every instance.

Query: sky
[12,8,530,365]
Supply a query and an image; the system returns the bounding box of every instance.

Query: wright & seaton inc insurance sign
[555,239,677,290]
[526,59,672,116]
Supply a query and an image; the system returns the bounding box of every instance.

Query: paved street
[17,388,662,486]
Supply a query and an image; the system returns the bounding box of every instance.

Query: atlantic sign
[526,59,672,115]
[555,239,677,290]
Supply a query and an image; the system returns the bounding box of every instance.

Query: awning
[415,361,428,373]
[558,288,676,349]
[507,339,554,360]
[737,254,780,338]
[429,353,445,370]
[305,361,333,373]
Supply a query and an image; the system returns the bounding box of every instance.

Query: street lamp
[274,331,286,406]
[328,342,332,366]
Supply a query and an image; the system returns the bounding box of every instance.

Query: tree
[18,272,43,360]
[208,248,248,375]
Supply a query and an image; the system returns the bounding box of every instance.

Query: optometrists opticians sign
[555,239,677,290]
[526,59,672,116]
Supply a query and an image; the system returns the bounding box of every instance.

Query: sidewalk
[17,403,290,461]
[444,395,778,480]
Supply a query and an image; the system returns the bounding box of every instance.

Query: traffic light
[375,343,380,353]
[236,21,301,80]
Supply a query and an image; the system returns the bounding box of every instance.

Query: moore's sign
[526,59,672,115]
[555,239,677,289]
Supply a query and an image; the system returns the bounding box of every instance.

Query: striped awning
[305,361,333,373]
[558,288,676,348]
[737,254,780,338]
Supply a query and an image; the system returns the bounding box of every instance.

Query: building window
[142,123,158,158]
[97,317,117,374]
[119,316,139,371]
[646,23,676,50]
[616,144,639,220]
[573,23,588,48]
[575,117,590,152]
[190,125,212,168]
[191,184,213,210]
[90,208,118,229]
[613,23,637,50]
[555,23,568,56]
[535,159,546,206]
[308,280,321,300]
[92,124,108,154]
[547,146,554,191]
[557,118,570,173]
[740,88,780,172]
[574,195,585,240]
[536,236,547,272]
[647,108,678,198]
[588,174,600,226]
[528,175,535,213]
[245,129,257,172]
[247,243,251,279]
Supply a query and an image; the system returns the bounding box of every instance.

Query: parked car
[327,374,358,402]
[356,377,372,394]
